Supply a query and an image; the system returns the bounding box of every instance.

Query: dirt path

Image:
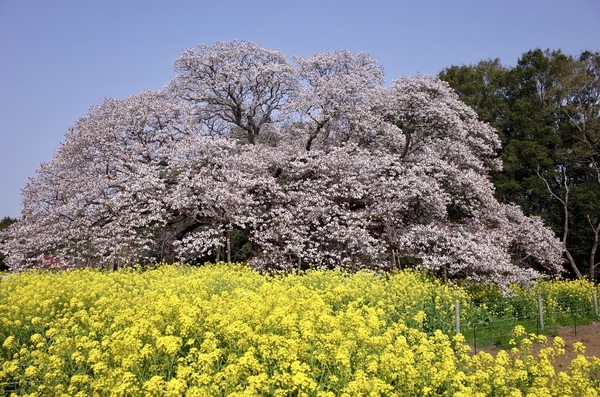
[547,321,600,364]
[482,321,600,368]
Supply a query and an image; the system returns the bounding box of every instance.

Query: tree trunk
[588,216,600,281]
[226,229,231,263]
[442,266,448,284]
[561,191,582,278]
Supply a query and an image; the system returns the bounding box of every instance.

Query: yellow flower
[24,365,38,378]
[513,325,526,338]
[2,335,18,350]
[156,335,183,356]
[573,342,586,354]
[166,378,187,397]
[412,310,427,326]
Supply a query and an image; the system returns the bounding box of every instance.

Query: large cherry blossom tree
[0,41,565,286]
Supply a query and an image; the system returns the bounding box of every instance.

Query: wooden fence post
[455,302,460,334]
[537,294,544,331]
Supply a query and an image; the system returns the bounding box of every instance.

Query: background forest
[440,49,600,281]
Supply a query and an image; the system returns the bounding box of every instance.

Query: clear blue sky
[1,0,599,218]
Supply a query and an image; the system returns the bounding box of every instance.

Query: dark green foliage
[0,217,17,271]
[440,49,600,281]
[0,217,16,230]
[230,228,252,262]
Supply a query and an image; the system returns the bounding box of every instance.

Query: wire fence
[455,290,600,352]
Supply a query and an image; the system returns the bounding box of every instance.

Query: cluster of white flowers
[0,41,564,285]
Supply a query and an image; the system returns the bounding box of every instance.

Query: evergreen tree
[440,49,600,280]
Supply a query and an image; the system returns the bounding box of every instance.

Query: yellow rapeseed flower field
[0,264,599,396]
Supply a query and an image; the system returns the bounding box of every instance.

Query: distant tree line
[440,49,600,281]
